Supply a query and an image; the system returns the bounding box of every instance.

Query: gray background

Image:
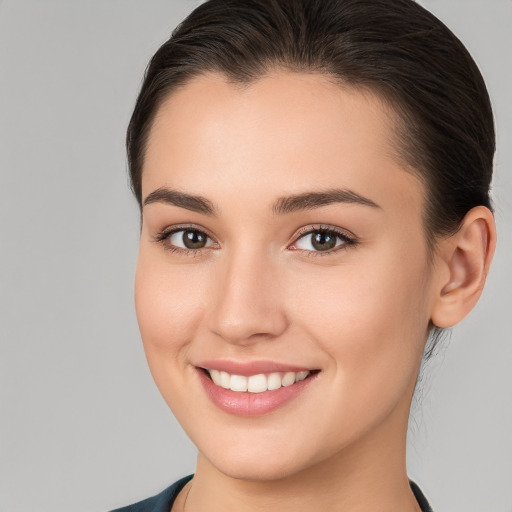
[0,1,510,511]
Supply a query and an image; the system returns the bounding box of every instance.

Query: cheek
[134,247,208,370]
[291,255,429,338]
[287,251,430,403]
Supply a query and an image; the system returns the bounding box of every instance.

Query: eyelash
[153,224,215,258]
[291,224,357,257]
[153,224,357,258]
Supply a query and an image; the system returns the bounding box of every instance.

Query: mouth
[200,367,319,393]
[196,363,320,416]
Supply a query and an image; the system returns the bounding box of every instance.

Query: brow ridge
[272,189,380,215]
[144,187,217,215]
[142,187,380,216]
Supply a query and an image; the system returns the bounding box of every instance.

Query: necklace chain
[182,481,192,512]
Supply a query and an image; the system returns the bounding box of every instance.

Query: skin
[135,71,495,512]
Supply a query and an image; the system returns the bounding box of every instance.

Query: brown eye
[183,229,207,249]
[310,231,338,251]
[168,229,214,250]
[292,228,354,253]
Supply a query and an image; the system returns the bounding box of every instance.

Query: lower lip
[196,368,318,417]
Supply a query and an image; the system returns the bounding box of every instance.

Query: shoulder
[109,475,193,512]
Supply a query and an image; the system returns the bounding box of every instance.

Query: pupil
[312,231,336,251]
[183,230,206,249]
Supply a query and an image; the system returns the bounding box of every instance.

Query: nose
[208,247,288,346]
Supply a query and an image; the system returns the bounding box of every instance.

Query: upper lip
[196,359,317,376]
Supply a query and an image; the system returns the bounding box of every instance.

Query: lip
[195,363,320,417]
[196,359,314,376]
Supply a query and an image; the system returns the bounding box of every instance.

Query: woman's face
[135,71,437,480]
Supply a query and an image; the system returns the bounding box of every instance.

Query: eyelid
[288,224,357,255]
[152,223,219,253]
[154,223,216,239]
[292,223,356,242]
[153,223,357,257]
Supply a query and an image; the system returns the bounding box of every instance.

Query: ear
[431,206,496,328]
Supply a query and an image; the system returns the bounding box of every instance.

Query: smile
[196,363,320,416]
[205,369,311,393]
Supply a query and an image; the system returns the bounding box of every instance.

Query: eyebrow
[272,189,380,215]
[143,187,380,216]
[144,187,216,215]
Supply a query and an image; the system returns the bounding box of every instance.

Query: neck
[183,397,422,512]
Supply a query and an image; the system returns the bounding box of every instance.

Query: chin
[196,435,322,483]
[212,456,305,482]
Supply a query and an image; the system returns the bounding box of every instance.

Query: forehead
[143,70,424,220]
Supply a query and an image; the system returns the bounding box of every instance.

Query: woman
[112,0,496,510]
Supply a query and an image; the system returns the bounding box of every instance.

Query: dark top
[110,474,433,512]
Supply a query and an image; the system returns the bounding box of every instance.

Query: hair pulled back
[127,0,494,245]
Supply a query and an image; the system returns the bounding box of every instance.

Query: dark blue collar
[110,475,433,512]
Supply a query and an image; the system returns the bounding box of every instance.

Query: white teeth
[229,374,248,392]
[209,369,221,386]
[219,371,231,389]
[282,372,296,387]
[247,374,267,393]
[267,372,282,390]
[206,369,312,393]
[296,370,309,382]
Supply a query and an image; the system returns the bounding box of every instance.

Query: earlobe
[431,206,496,328]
